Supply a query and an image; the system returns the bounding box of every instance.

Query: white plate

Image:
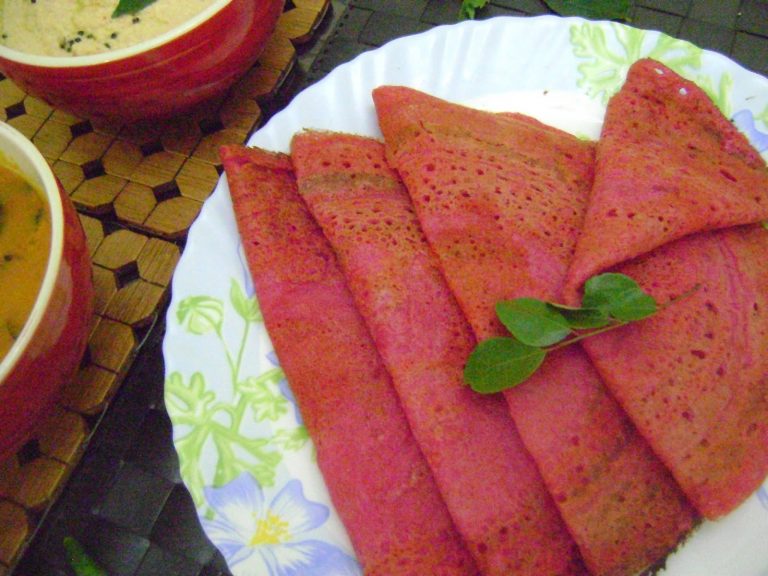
[163,15,768,576]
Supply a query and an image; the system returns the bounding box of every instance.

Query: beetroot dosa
[565,58,768,294]
[373,85,697,576]
[291,130,587,576]
[563,59,768,519]
[220,144,477,575]
[581,225,768,519]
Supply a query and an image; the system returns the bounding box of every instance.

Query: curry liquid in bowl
[0,163,50,359]
[0,0,213,56]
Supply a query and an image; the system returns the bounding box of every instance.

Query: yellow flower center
[250,512,291,546]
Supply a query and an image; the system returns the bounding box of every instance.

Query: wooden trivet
[0,215,179,569]
[0,0,331,569]
[0,0,329,240]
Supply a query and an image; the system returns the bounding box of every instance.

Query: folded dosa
[373,86,697,576]
[563,59,768,519]
[565,59,768,294]
[291,131,586,576]
[581,225,768,518]
[220,144,477,575]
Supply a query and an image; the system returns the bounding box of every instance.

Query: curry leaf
[547,302,612,329]
[63,537,108,576]
[113,0,157,18]
[543,0,633,21]
[464,337,547,394]
[582,272,657,321]
[462,272,686,394]
[459,0,489,19]
[496,298,572,347]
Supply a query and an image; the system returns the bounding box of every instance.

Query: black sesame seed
[74,37,81,43]
[110,32,118,39]
[77,30,84,36]
[104,42,111,48]
[86,33,94,39]
[132,16,140,23]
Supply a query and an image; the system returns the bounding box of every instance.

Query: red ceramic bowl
[0,122,93,463]
[0,0,284,122]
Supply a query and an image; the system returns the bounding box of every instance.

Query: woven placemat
[0,0,330,570]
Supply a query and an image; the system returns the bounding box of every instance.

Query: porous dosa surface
[373,85,698,576]
[291,130,587,576]
[220,144,478,575]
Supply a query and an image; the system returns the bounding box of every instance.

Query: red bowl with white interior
[0,121,93,462]
[0,0,284,122]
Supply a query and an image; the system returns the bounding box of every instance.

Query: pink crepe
[582,225,768,518]
[290,130,587,576]
[373,86,697,576]
[562,59,768,519]
[564,59,768,296]
[220,144,478,575]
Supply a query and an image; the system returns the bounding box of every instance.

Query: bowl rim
[0,0,232,68]
[0,122,65,384]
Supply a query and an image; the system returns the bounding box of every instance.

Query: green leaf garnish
[547,302,611,329]
[464,337,547,393]
[112,0,157,18]
[542,0,633,21]
[496,298,571,347]
[63,537,108,576]
[459,0,489,20]
[582,272,657,321]
[465,273,698,394]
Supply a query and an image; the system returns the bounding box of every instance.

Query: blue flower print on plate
[202,473,360,576]
[732,109,768,153]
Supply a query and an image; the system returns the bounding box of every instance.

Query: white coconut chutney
[0,0,215,56]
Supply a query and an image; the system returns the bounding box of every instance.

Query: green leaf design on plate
[240,371,290,422]
[165,371,216,423]
[464,337,547,394]
[757,104,768,128]
[582,272,657,321]
[693,72,734,117]
[230,278,262,322]
[570,21,704,105]
[272,427,310,452]
[177,296,224,335]
[167,280,309,511]
[495,298,571,347]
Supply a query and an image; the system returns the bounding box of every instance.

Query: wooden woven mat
[0,0,330,569]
